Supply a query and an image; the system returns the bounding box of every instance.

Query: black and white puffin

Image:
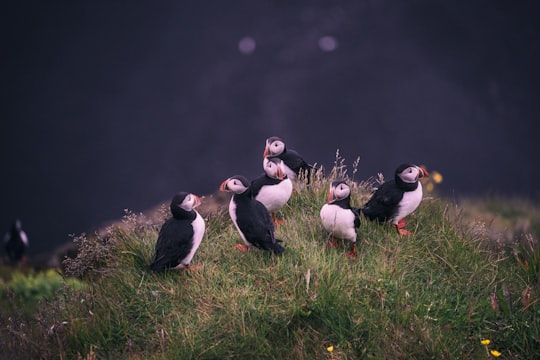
[3,219,29,265]
[251,157,293,225]
[220,175,285,254]
[361,164,429,236]
[263,136,313,181]
[150,192,206,272]
[320,180,360,258]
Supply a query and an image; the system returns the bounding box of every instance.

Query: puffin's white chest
[392,183,423,224]
[182,211,205,265]
[283,165,297,181]
[255,179,293,212]
[320,204,357,242]
[228,198,250,245]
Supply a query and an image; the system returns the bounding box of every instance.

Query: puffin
[150,192,205,272]
[361,163,429,236]
[220,175,285,254]
[251,157,293,225]
[320,180,360,258]
[3,219,29,265]
[263,136,313,181]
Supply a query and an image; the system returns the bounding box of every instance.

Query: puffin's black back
[279,149,311,175]
[361,180,403,222]
[361,164,423,222]
[233,189,284,254]
[250,173,282,198]
[150,217,195,272]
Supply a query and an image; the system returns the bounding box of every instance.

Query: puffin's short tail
[273,239,285,254]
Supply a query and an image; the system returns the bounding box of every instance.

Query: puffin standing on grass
[220,175,285,254]
[263,136,313,181]
[3,219,29,265]
[361,163,429,236]
[320,180,360,258]
[150,192,205,272]
[251,157,293,225]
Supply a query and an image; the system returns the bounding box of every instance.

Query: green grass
[1,166,539,359]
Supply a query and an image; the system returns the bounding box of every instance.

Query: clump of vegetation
[1,153,539,359]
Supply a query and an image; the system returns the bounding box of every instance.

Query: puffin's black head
[395,164,429,183]
[170,192,201,219]
[11,219,22,232]
[263,136,286,158]
[219,175,251,194]
[327,179,351,204]
[263,157,287,180]
[394,164,430,192]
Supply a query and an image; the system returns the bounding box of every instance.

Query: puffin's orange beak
[276,163,285,180]
[263,144,270,158]
[327,187,336,203]
[263,144,272,158]
[192,195,202,208]
[418,166,429,179]
[219,179,230,192]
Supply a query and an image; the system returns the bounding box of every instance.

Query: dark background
[2,1,539,256]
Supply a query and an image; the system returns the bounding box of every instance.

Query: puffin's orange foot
[187,264,204,271]
[272,213,286,225]
[346,244,357,259]
[235,244,250,252]
[398,228,413,236]
[326,239,339,249]
[397,218,407,229]
[393,224,413,236]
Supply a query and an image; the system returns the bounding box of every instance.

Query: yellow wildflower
[327,345,334,352]
[481,339,491,345]
[432,171,443,184]
[490,350,501,357]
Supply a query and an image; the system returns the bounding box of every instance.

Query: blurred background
[2,1,539,257]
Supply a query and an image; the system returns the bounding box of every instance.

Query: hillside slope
[1,167,539,359]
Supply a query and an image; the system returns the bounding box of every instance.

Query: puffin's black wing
[352,207,361,228]
[361,180,403,222]
[236,199,284,253]
[150,218,194,272]
[251,174,281,198]
[280,149,312,175]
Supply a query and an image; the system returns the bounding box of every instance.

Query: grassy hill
[1,164,539,359]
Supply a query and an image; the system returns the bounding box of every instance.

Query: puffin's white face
[220,177,249,194]
[397,166,423,183]
[263,158,285,179]
[328,181,350,203]
[179,194,201,211]
[266,139,285,157]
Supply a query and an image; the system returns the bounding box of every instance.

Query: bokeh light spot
[238,36,256,55]
[318,36,338,52]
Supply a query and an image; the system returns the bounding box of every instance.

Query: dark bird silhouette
[3,219,29,265]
